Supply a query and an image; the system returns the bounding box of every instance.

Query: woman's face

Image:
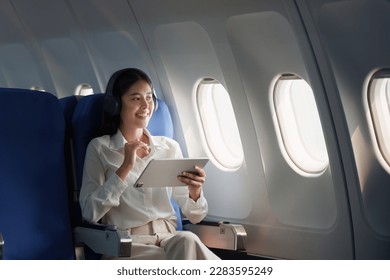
[119,79,155,130]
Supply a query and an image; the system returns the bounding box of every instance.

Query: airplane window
[272,75,329,176]
[196,79,244,171]
[74,83,94,96]
[30,86,45,92]
[367,70,390,167]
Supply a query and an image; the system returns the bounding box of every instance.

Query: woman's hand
[116,139,149,181]
[177,166,206,201]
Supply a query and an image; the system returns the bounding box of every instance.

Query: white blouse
[79,129,208,230]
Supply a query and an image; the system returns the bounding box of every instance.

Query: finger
[181,171,205,184]
[138,141,150,151]
[129,139,149,149]
[135,141,150,155]
[194,166,206,177]
[177,175,203,187]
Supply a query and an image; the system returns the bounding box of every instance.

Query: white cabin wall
[130,1,263,222]
[130,0,354,259]
[0,0,49,89]
[297,0,390,259]
[225,0,353,259]
[0,0,162,98]
[152,21,255,219]
[5,0,98,96]
[66,0,161,95]
[227,10,339,229]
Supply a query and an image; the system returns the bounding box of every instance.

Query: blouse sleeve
[168,139,209,224]
[173,187,208,224]
[79,140,128,223]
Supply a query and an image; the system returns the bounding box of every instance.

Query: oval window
[367,70,390,168]
[74,83,94,96]
[196,79,244,171]
[272,74,329,176]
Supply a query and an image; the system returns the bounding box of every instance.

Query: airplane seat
[0,233,3,260]
[68,94,108,259]
[59,95,80,227]
[70,94,182,225]
[59,95,78,132]
[70,94,105,205]
[70,93,181,257]
[146,97,174,138]
[0,88,74,259]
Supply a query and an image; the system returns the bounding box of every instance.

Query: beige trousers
[102,219,220,260]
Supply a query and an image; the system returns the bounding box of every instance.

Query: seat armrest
[78,221,118,231]
[184,221,247,251]
[74,222,131,257]
[0,233,4,260]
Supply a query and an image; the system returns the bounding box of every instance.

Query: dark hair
[98,68,154,136]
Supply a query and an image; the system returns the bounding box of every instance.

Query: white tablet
[134,158,209,188]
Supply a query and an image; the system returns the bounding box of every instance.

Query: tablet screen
[134,158,209,188]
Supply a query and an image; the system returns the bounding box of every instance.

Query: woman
[79,68,219,260]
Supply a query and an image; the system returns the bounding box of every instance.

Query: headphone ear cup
[104,69,126,116]
[103,94,120,116]
[152,89,158,112]
[154,97,158,112]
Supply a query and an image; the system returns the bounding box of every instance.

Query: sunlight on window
[74,83,94,96]
[272,75,329,176]
[367,71,390,167]
[196,79,244,171]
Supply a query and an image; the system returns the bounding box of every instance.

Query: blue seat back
[70,94,182,230]
[71,94,105,196]
[59,95,80,227]
[0,88,74,259]
[147,100,174,138]
[59,95,78,133]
